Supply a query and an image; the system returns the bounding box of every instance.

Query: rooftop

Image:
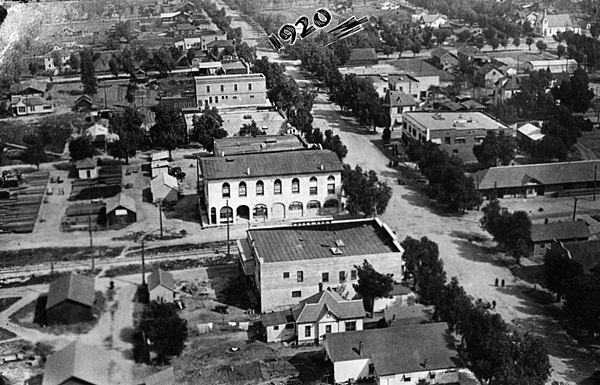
[207,39,235,47]
[144,367,174,385]
[476,160,600,190]
[403,111,508,131]
[213,134,306,156]
[544,14,578,28]
[248,218,402,263]
[517,123,544,141]
[194,73,265,84]
[105,193,136,214]
[46,272,95,311]
[200,149,343,181]
[147,268,176,292]
[75,158,97,169]
[42,341,110,385]
[562,240,600,272]
[383,90,417,107]
[325,322,458,376]
[531,220,590,243]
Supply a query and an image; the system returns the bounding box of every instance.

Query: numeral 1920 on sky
[268,8,332,52]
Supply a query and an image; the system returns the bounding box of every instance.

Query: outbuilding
[75,158,98,179]
[147,268,176,303]
[151,170,179,203]
[45,272,95,325]
[42,341,111,385]
[105,193,137,226]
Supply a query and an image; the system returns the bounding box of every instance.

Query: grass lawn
[0,297,22,312]
[0,246,124,269]
[0,327,17,341]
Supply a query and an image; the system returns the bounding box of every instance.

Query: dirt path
[311,90,600,384]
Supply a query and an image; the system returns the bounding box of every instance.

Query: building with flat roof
[200,149,344,225]
[213,134,307,156]
[324,322,459,384]
[526,59,578,74]
[402,111,508,162]
[238,218,405,312]
[194,73,267,109]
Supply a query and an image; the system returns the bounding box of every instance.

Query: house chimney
[247,167,250,175]
[319,282,323,292]
[358,341,363,356]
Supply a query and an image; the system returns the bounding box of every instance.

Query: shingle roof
[349,48,378,62]
[544,14,577,28]
[42,341,110,385]
[248,218,402,263]
[388,58,454,81]
[105,193,136,214]
[384,304,431,325]
[384,90,417,108]
[75,158,97,169]
[261,309,295,327]
[147,268,176,292]
[460,99,486,110]
[14,96,50,107]
[144,367,174,385]
[458,46,480,57]
[562,240,600,272]
[325,322,458,376]
[200,150,343,180]
[421,14,445,23]
[431,47,452,59]
[151,170,178,190]
[531,221,590,243]
[476,160,600,190]
[46,272,95,311]
[11,80,47,94]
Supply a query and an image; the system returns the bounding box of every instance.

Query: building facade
[238,218,405,313]
[194,73,267,109]
[200,150,343,225]
[402,111,508,162]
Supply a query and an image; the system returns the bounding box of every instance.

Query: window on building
[283,272,290,279]
[250,95,255,98]
[403,376,411,382]
[475,136,485,144]
[238,182,247,197]
[222,183,230,198]
[297,271,303,282]
[234,84,238,91]
[304,326,311,337]
[29,106,34,112]
[351,270,357,280]
[248,83,252,90]
[256,180,264,195]
[368,363,375,375]
[220,84,224,92]
[292,290,301,297]
[274,325,279,330]
[444,137,451,144]
[327,176,335,195]
[289,202,302,211]
[345,321,356,331]
[322,272,329,282]
[326,325,332,334]
[209,96,213,103]
[309,177,318,195]
[339,271,346,282]
[274,179,282,195]
[233,96,237,99]
[455,137,466,144]
[292,178,299,193]
[206,85,210,93]
[215,96,218,103]
[307,201,320,209]
[18,107,25,113]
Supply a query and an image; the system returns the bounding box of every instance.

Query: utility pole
[159,200,163,239]
[573,197,579,221]
[88,213,94,272]
[141,237,146,286]
[226,199,230,258]
[594,164,597,202]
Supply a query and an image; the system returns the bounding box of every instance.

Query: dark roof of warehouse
[46,272,95,311]
[531,220,590,243]
[147,268,175,292]
[248,219,401,263]
[200,150,343,180]
[42,341,110,385]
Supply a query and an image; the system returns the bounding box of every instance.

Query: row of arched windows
[222,176,336,198]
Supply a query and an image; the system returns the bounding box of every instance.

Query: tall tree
[544,246,584,301]
[353,259,394,312]
[191,107,227,152]
[69,136,96,161]
[480,199,532,261]
[342,165,392,217]
[150,105,187,158]
[322,129,348,160]
[473,130,516,168]
[68,52,80,72]
[80,48,97,95]
[23,134,47,170]
[401,236,447,306]
[525,36,534,50]
[108,108,144,164]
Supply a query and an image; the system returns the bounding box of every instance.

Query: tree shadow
[163,194,199,223]
[495,284,554,316]
[142,187,152,203]
[288,351,331,384]
[120,326,136,344]
[510,264,548,288]
[450,236,514,268]
[206,265,250,310]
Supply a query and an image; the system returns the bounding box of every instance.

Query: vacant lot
[220,110,286,136]
[0,246,123,269]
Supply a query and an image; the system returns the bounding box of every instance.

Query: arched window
[309,177,318,195]
[220,206,233,223]
[239,182,247,197]
[307,200,321,209]
[292,178,300,194]
[274,179,282,195]
[256,180,264,196]
[327,175,336,195]
[222,183,230,198]
[289,202,303,211]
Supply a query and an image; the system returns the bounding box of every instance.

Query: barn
[147,268,176,303]
[45,272,95,325]
[42,341,111,385]
[105,193,137,226]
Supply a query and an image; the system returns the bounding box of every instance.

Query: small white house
[75,158,98,179]
[147,268,176,303]
[151,170,179,203]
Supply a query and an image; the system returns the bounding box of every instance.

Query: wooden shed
[105,193,137,226]
[45,272,95,325]
[147,268,176,303]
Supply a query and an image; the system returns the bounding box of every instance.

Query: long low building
[475,160,600,198]
[238,218,405,313]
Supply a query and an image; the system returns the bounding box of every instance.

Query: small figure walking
[501,279,505,287]
[495,278,499,287]
[492,300,496,309]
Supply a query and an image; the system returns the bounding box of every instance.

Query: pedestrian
[492,300,496,309]
[495,278,498,287]
[501,279,505,287]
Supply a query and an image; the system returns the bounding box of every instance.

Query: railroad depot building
[199,149,344,225]
[401,111,508,162]
[238,218,405,313]
[194,73,267,109]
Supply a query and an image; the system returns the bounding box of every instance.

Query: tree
[563,270,600,334]
[237,42,256,63]
[239,120,264,136]
[557,44,566,58]
[480,199,532,261]
[489,36,500,51]
[342,165,392,217]
[536,40,548,53]
[401,236,447,306]
[51,50,64,74]
[353,260,394,312]
[526,36,534,50]
[531,134,569,162]
[108,108,145,164]
[474,36,485,50]
[322,129,348,160]
[544,246,584,301]
[126,81,138,104]
[80,48,97,95]
[23,134,47,170]
[191,107,227,152]
[382,127,391,141]
[69,136,96,161]
[0,141,5,166]
[513,37,521,49]
[410,41,422,57]
[434,277,473,331]
[152,47,176,77]
[150,105,187,158]
[108,56,120,77]
[134,301,188,365]
[28,61,38,76]
[68,52,80,72]
[472,130,516,168]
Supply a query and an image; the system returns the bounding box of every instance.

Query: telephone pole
[88,213,94,272]
[141,237,146,286]
[226,199,230,258]
[158,199,163,239]
[594,164,597,202]
[573,197,579,221]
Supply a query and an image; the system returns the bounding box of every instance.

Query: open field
[0,246,123,269]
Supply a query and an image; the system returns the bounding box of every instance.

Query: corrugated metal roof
[200,150,343,180]
[249,219,400,263]
[46,272,95,311]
